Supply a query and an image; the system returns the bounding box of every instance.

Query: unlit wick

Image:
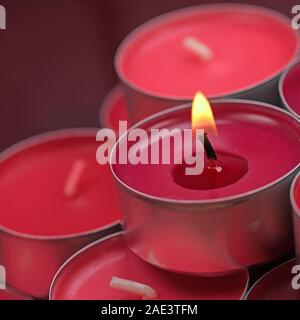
[183,36,214,61]
[63,159,87,198]
[110,276,159,300]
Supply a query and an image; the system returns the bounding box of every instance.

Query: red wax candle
[111,100,300,275]
[280,58,300,118]
[0,129,120,298]
[50,233,249,300]
[246,259,300,300]
[99,86,129,131]
[116,4,300,122]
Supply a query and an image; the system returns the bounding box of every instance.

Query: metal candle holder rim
[0,128,121,241]
[291,171,300,218]
[49,230,250,301]
[110,99,300,206]
[279,57,300,119]
[49,231,124,300]
[115,3,300,101]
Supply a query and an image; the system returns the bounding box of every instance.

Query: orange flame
[192,92,217,135]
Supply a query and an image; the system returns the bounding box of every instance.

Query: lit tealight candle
[110,99,300,275]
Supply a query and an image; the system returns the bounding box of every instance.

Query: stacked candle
[50,233,249,300]
[280,58,300,118]
[292,173,300,263]
[100,4,299,126]
[0,129,121,298]
[245,172,300,300]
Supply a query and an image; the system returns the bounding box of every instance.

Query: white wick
[63,159,87,198]
[183,36,214,61]
[110,276,158,300]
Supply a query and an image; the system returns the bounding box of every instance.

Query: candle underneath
[118,5,300,98]
[110,276,158,300]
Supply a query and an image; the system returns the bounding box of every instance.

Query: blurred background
[0,0,296,150]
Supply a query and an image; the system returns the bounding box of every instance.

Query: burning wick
[183,36,214,61]
[202,133,217,160]
[110,276,159,300]
[63,159,87,198]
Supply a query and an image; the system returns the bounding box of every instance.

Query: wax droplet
[173,151,248,190]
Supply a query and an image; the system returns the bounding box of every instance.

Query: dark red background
[0,0,296,149]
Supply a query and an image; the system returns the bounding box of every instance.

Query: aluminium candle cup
[0,128,121,298]
[49,232,249,300]
[99,86,129,131]
[110,100,300,276]
[279,58,300,118]
[115,4,300,123]
[291,172,300,265]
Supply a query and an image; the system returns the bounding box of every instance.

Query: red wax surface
[173,152,248,190]
[118,5,299,98]
[112,102,300,200]
[282,60,300,117]
[0,131,120,236]
[51,234,248,300]
[100,86,129,131]
[247,259,300,300]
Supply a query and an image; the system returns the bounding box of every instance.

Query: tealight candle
[110,99,300,275]
[50,233,249,300]
[99,86,129,131]
[246,259,300,300]
[280,58,300,118]
[0,129,120,298]
[116,4,300,122]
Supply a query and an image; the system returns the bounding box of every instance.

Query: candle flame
[192,92,217,135]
